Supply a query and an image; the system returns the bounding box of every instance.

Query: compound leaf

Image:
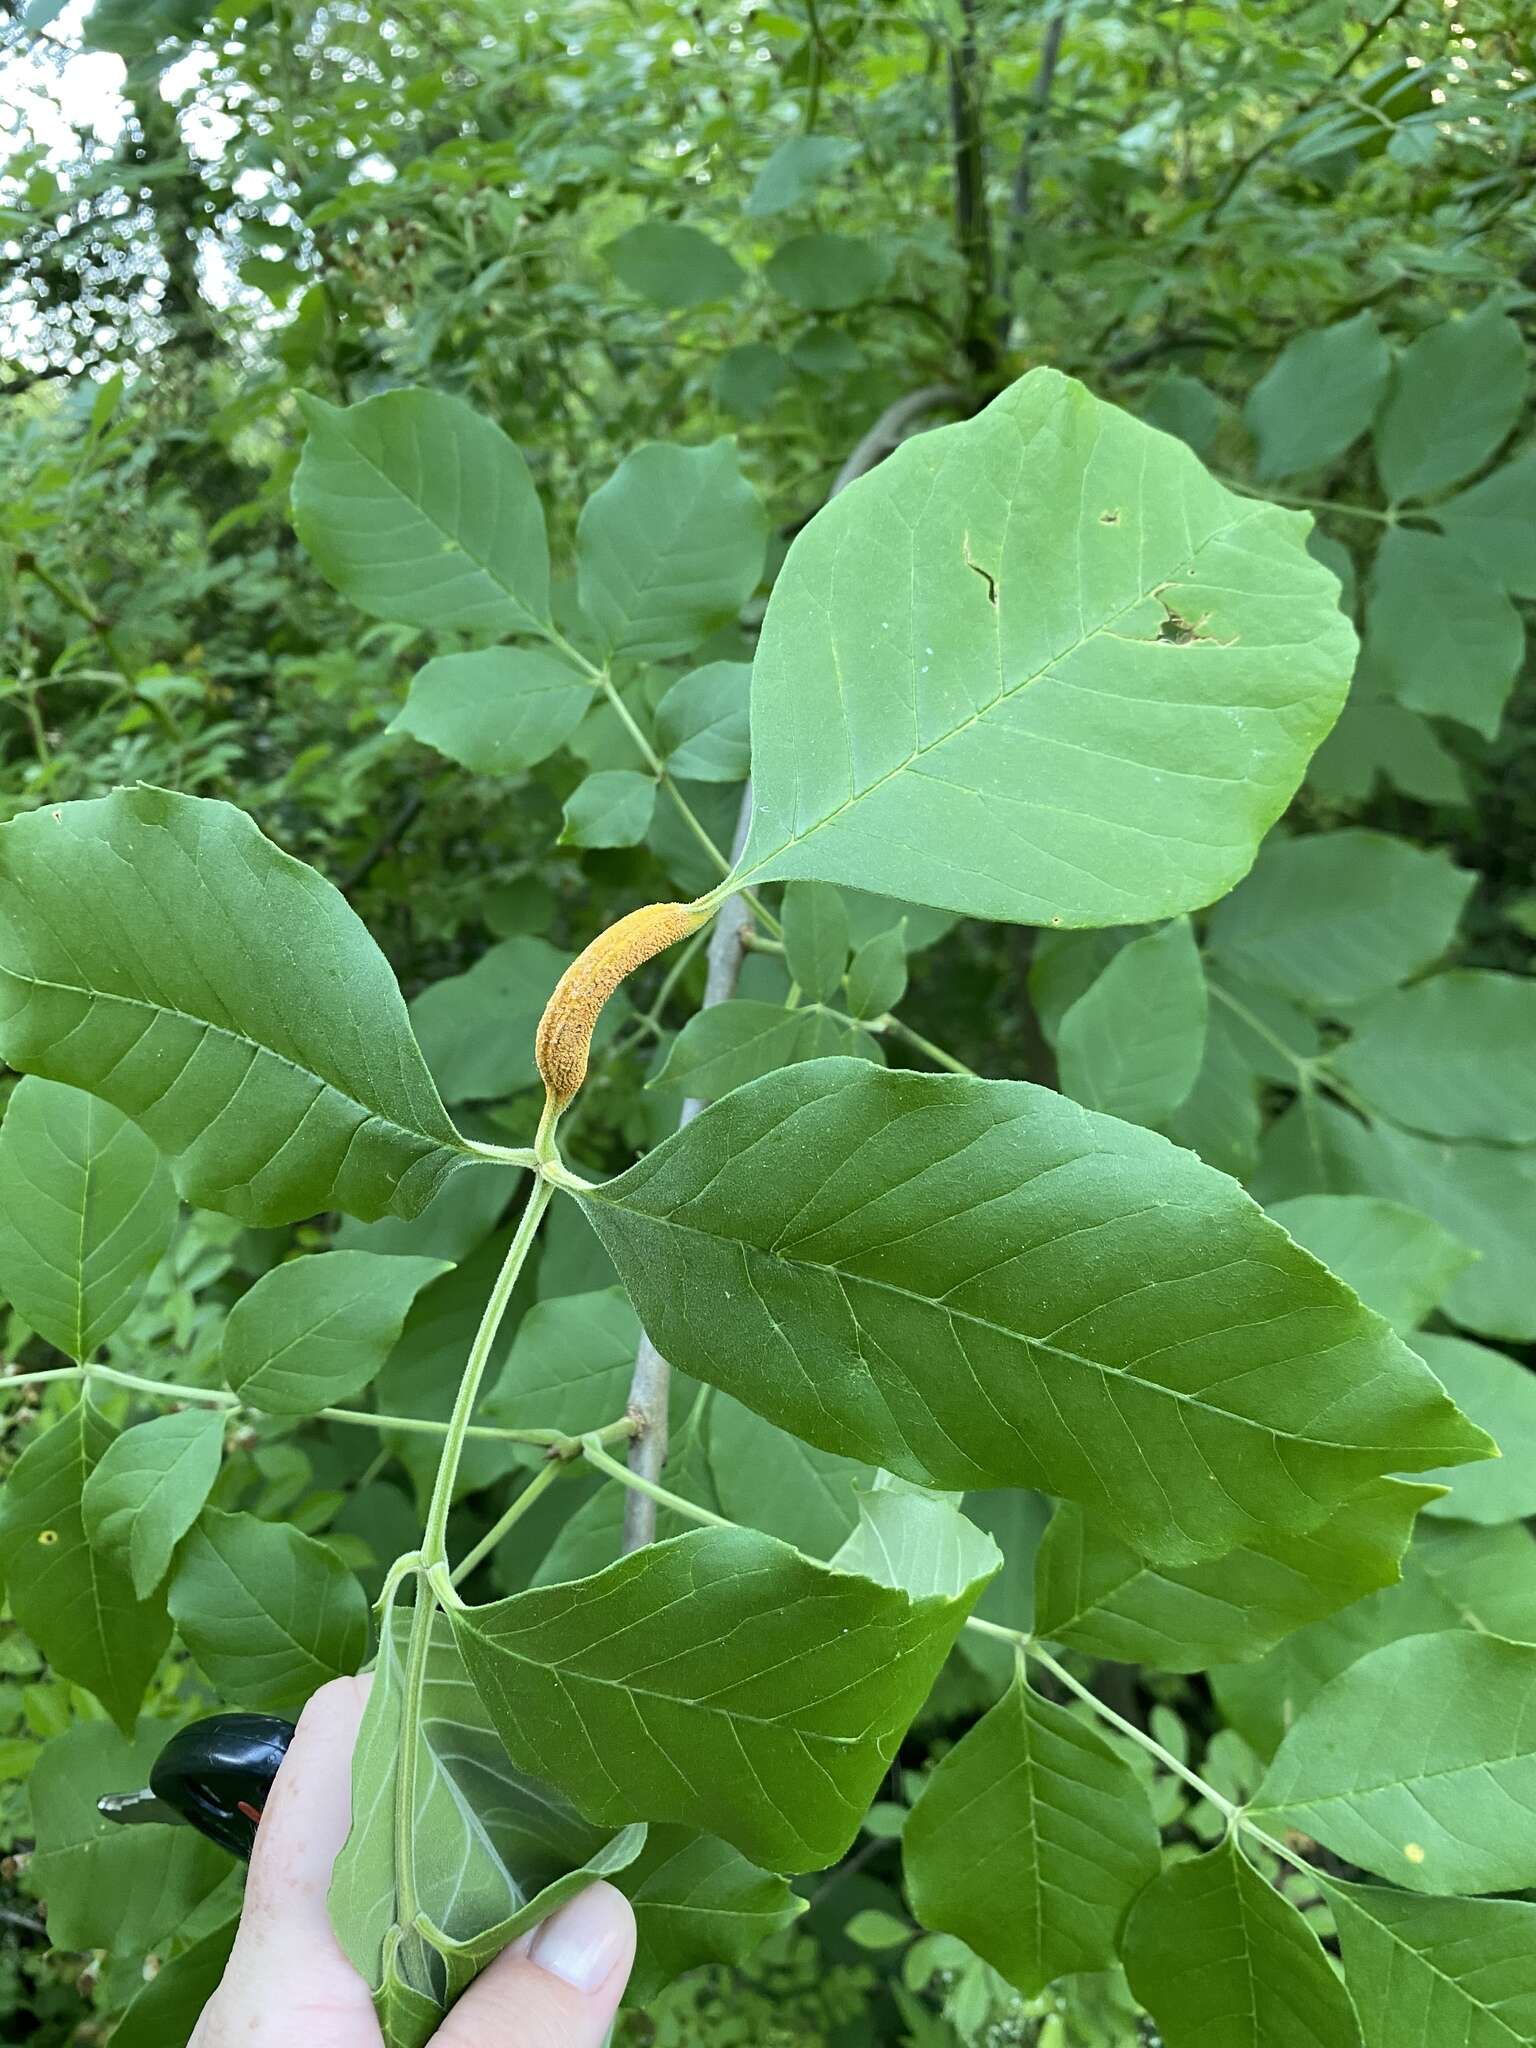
[0,1399,169,1731]
[221,1250,451,1415]
[293,389,550,634]
[168,1507,368,1711]
[0,788,475,1227]
[904,1661,1160,1997]
[727,368,1357,926]
[579,1060,1489,1568]
[1123,1836,1361,2048]
[0,1076,176,1362]
[81,1407,226,1599]
[449,1517,996,1871]
[1251,1631,1536,1894]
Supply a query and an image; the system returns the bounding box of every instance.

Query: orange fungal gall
[536,900,708,1107]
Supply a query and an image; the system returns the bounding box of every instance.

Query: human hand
[190,1678,637,2048]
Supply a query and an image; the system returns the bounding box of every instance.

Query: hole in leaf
[1099,510,1121,525]
[968,561,998,606]
[1156,611,1198,645]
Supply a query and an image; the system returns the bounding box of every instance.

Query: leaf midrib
[585,1193,1425,1463]
[8,964,462,1163]
[734,501,1269,887]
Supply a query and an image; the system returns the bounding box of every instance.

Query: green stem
[1027,1642,1238,1819]
[449,1459,564,1587]
[0,1359,614,1452]
[881,1014,977,1076]
[579,1433,734,1529]
[420,1178,555,1568]
[394,1575,434,1929]
[1214,476,1390,524]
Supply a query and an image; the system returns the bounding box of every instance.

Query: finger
[193,1676,378,2047]
[433,1882,636,2048]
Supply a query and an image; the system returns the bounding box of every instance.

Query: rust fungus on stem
[536,900,709,1108]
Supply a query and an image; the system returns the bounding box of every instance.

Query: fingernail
[527,1885,628,1994]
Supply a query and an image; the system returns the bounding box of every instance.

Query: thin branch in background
[1003,7,1067,304]
[619,385,970,1552]
[947,0,997,376]
[1202,0,1412,228]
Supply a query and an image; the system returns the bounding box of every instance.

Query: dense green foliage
[0,2,1533,2043]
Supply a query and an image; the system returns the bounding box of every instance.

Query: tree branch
[619,384,970,1551]
[1003,8,1067,296]
[948,0,997,375]
[1202,0,1412,229]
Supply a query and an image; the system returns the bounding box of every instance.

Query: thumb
[432,1883,636,2048]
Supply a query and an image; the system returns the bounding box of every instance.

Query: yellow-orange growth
[536,900,708,1107]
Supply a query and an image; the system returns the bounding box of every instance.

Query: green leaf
[1374,301,1527,502]
[576,440,767,660]
[789,322,863,379]
[604,221,744,308]
[167,1507,368,1710]
[1252,1631,1536,1893]
[389,648,592,775]
[1308,698,1468,808]
[337,1159,518,1265]
[1286,1110,1536,1343]
[1122,1836,1361,2048]
[448,1518,996,1871]
[831,1487,1000,1601]
[1140,370,1226,456]
[1055,917,1207,1126]
[1435,447,1536,599]
[713,343,793,419]
[844,925,908,1020]
[560,768,657,848]
[0,788,475,1227]
[1246,312,1392,480]
[1205,829,1473,1011]
[110,1913,239,2048]
[703,1395,874,1559]
[330,1606,644,2030]
[620,1827,805,2006]
[0,1400,169,1731]
[26,1720,228,1955]
[1267,1195,1476,1333]
[746,135,859,215]
[727,369,1357,926]
[1033,1479,1439,1673]
[1366,527,1523,738]
[1415,1334,1536,1526]
[293,389,550,634]
[1213,1519,1536,1758]
[486,1285,664,1448]
[904,1661,1160,1997]
[765,232,891,310]
[410,935,571,1107]
[655,661,752,782]
[1328,1880,1536,2048]
[578,1059,1488,1568]
[782,881,851,1003]
[221,1250,451,1415]
[81,1408,225,1599]
[1331,971,1536,1144]
[650,999,880,1102]
[0,1076,177,1362]
[1163,1004,1263,1181]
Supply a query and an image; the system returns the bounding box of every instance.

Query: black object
[97,1713,296,1859]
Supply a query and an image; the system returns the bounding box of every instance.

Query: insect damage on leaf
[536,900,708,1106]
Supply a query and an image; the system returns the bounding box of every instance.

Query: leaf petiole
[578,1433,734,1529]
